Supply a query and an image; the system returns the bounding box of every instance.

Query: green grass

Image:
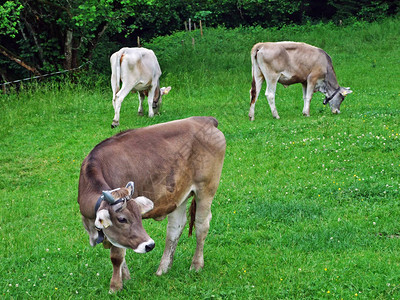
[1,17,399,299]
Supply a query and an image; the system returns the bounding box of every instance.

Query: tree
[0,0,145,80]
[0,1,42,80]
[0,1,23,37]
[1,0,398,82]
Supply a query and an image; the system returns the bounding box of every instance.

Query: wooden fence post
[200,20,203,37]
[189,18,192,31]
[184,21,188,31]
[137,36,141,47]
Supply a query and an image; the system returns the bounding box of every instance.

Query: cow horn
[102,191,115,204]
[126,181,134,196]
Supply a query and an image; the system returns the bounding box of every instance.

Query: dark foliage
[1,0,398,84]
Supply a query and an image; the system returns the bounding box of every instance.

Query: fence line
[0,61,91,87]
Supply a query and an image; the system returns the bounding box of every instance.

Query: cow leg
[302,81,314,117]
[303,74,321,116]
[249,71,264,121]
[156,200,188,276]
[190,193,212,272]
[146,86,157,118]
[112,83,133,128]
[137,92,145,116]
[109,246,130,292]
[265,76,280,119]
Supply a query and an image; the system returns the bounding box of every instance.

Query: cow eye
[117,217,128,223]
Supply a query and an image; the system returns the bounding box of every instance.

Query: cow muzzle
[134,239,155,253]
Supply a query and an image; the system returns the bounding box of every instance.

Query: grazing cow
[77,116,226,292]
[110,47,171,128]
[249,42,352,120]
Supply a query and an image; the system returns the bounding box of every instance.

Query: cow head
[152,86,172,114]
[95,182,155,253]
[324,87,353,114]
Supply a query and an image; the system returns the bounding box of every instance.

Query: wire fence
[0,61,91,87]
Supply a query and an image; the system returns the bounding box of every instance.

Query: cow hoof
[109,283,123,293]
[111,122,119,128]
[156,264,170,276]
[249,115,254,121]
[190,261,204,272]
[138,111,144,116]
[156,267,168,276]
[272,111,281,120]
[148,113,154,118]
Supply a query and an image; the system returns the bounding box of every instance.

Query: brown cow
[77,116,226,292]
[249,42,352,120]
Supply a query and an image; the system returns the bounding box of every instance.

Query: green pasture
[1,18,399,299]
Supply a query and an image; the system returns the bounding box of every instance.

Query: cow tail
[250,44,261,104]
[110,51,122,98]
[188,198,196,237]
[251,44,262,75]
[116,54,121,93]
[250,78,257,104]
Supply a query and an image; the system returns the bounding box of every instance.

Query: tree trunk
[85,21,108,61]
[64,29,73,70]
[71,36,81,69]
[22,16,45,65]
[1,67,9,93]
[0,45,41,76]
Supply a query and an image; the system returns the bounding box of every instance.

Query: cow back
[78,117,226,220]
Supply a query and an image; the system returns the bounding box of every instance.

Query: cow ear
[126,181,134,196]
[340,87,353,96]
[133,196,154,215]
[160,86,171,95]
[95,209,113,229]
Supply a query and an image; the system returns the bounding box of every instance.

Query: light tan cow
[77,116,226,292]
[110,47,171,128]
[249,42,352,120]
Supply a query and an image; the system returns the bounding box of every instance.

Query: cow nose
[145,242,155,252]
[331,109,339,114]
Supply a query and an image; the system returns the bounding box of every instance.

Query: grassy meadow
[1,17,399,299]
